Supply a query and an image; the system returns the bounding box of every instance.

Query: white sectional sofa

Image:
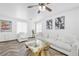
[35,32,79,56]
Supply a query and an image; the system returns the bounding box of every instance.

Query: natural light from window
[17,21,27,34]
[36,23,42,33]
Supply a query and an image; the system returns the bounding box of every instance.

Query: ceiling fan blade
[38,10,40,14]
[47,3,50,5]
[45,6,52,12]
[27,5,38,8]
[39,3,45,6]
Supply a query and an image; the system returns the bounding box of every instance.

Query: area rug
[0,40,66,56]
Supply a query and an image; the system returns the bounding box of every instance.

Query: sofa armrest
[70,43,78,56]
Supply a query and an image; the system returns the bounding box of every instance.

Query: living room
[0,3,79,56]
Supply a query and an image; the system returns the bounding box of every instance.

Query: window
[17,21,27,33]
[36,23,42,33]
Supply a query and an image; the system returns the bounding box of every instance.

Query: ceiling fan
[27,3,52,14]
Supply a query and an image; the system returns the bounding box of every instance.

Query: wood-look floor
[0,40,66,56]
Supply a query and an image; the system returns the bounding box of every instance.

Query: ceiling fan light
[39,6,45,11]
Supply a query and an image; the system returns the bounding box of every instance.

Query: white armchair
[17,32,28,42]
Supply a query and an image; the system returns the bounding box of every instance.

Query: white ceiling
[0,3,79,22]
[26,3,79,22]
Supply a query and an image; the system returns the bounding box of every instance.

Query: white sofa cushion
[58,34,75,45]
[53,40,72,52]
[35,33,44,40]
[36,32,58,42]
[17,32,28,42]
[48,32,58,40]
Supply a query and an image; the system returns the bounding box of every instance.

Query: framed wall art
[55,16,65,29]
[46,19,53,29]
[0,20,12,32]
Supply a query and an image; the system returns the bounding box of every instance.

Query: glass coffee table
[25,38,50,56]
